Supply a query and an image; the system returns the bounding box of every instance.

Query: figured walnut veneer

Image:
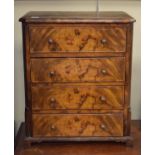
[31,57,125,83]
[32,85,124,110]
[33,113,123,137]
[29,26,126,53]
[19,11,135,144]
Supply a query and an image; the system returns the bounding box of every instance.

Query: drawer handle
[50,125,56,131]
[74,88,80,94]
[79,44,84,49]
[100,96,106,102]
[100,124,106,130]
[50,98,56,108]
[101,39,107,44]
[49,71,55,77]
[50,98,55,103]
[48,38,53,44]
[101,69,107,74]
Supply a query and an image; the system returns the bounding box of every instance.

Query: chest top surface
[19,11,135,23]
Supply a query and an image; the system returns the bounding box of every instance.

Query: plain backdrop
[14,0,141,134]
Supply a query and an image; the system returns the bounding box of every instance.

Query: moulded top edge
[19,11,136,23]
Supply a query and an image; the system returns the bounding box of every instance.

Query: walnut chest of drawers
[19,11,135,144]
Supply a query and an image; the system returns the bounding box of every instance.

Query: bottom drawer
[32,113,123,137]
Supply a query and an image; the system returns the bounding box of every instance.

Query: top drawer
[29,25,126,53]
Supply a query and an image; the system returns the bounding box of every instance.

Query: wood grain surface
[29,25,126,53]
[19,11,136,23]
[32,85,124,110]
[19,11,135,142]
[31,57,125,83]
[15,121,141,155]
[32,113,123,137]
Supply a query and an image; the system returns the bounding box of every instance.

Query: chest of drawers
[19,11,135,145]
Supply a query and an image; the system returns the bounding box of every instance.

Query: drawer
[29,25,126,53]
[32,113,123,137]
[31,57,125,83]
[32,85,124,110]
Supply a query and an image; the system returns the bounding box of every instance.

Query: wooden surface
[20,11,134,141]
[29,25,126,53]
[31,57,125,83]
[32,113,123,137]
[19,11,135,23]
[32,85,124,110]
[15,120,141,155]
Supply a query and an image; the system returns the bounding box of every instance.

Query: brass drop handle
[101,39,107,44]
[49,71,55,77]
[100,124,106,130]
[100,96,106,102]
[48,38,53,44]
[101,69,107,74]
[50,125,56,130]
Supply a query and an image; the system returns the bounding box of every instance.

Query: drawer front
[29,26,126,53]
[32,85,124,110]
[31,57,125,83]
[32,113,123,137]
